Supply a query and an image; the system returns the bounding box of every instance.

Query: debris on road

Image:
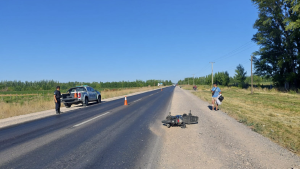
[161,110,198,128]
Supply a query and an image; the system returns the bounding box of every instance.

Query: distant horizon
[0,79,173,83]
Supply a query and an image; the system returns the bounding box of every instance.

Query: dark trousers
[55,101,61,112]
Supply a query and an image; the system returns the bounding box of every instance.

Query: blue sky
[0,0,259,83]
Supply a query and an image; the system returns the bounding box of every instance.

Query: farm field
[183,85,300,155]
[0,86,163,119]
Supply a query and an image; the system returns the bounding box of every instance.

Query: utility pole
[188,78,189,85]
[209,62,215,87]
[192,74,195,86]
[251,56,253,94]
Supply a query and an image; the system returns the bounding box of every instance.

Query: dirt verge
[159,87,300,169]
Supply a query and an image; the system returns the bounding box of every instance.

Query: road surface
[1,86,300,169]
[0,87,174,169]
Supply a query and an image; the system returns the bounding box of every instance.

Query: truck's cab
[61,85,101,108]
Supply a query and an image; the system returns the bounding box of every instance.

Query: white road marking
[133,99,142,103]
[73,112,110,127]
[149,94,153,96]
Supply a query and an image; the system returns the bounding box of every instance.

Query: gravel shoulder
[159,87,300,169]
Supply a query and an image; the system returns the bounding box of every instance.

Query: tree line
[178,64,272,87]
[178,71,230,86]
[0,79,173,91]
[252,0,300,89]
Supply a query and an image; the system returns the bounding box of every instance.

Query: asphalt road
[0,86,174,169]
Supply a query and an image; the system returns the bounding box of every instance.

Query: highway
[0,86,174,169]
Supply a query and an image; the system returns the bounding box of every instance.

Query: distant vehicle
[158,83,163,86]
[61,85,101,108]
[162,110,198,128]
[193,85,197,91]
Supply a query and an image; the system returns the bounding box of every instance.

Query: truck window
[69,88,77,93]
[76,87,86,92]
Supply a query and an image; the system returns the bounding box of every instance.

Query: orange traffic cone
[161,88,163,91]
[124,96,128,105]
[74,92,78,98]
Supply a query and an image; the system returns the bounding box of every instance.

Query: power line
[215,45,256,62]
[213,41,253,61]
[210,62,215,87]
[212,46,256,76]
[179,41,257,82]
[251,55,253,94]
[192,74,195,85]
[195,42,255,76]
[224,59,251,73]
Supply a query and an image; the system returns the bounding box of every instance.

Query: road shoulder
[159,87,300,169]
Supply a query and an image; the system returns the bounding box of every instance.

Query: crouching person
[211,83,221,111]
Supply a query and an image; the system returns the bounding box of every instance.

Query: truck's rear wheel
[64,103,71,108]
[97,95,101,103]
[83,97,89,106]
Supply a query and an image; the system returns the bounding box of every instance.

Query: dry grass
[182,85,300,155]
[0,86,162,120]
[0,96,54,119]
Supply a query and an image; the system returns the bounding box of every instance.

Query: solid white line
[73,112,110,127]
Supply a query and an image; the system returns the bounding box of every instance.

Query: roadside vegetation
[0,79,172,92]
[178,71,273,89]
[0,86,163,119]
[182,85,300,155]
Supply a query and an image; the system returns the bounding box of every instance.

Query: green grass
[0,90,53,95]
[0,87,143,95]
[0,94,51,104]
[183,85,300,155]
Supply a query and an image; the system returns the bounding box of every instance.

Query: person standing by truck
[211,83,221,111]
[54,86,61,114]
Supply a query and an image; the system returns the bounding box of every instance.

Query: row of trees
[252,0,300,89]
[0,80,173,91]
[178,71,230,86]
[178,64,273,88]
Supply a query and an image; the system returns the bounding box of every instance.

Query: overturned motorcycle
[162,110,199,128]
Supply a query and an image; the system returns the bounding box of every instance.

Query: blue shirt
[211,87,221,98]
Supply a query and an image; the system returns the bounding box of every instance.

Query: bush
[238,83,243,88]
[288,90,297,94]
[257,83,261,88]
